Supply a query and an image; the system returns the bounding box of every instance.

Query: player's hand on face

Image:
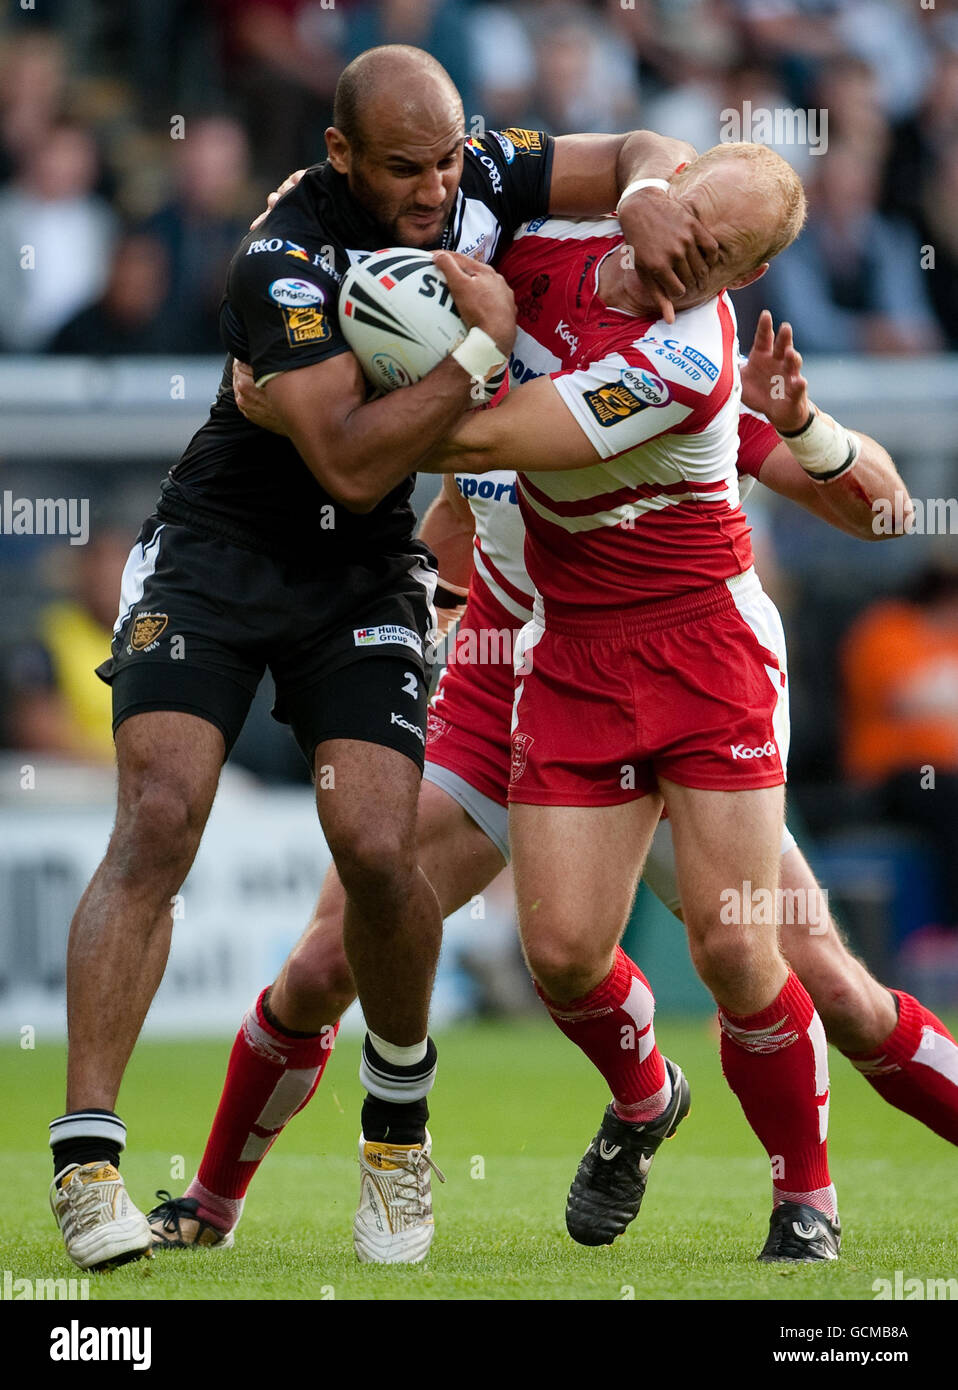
[249,168,308,230]
[432,251,517,358]
[741,310,811,434]
[616,186,719,324]
[232,359,288,434]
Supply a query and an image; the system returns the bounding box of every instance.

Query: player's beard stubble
[348,163,457,250]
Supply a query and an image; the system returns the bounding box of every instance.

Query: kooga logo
[730,740,776,761]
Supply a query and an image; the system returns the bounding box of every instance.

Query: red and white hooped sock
[845,990,958,1146]
[719,971,836,1218]
[187,988,338,1230]
[537,947,670,1123]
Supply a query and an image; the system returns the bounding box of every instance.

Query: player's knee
[333,825,416,910]
[689,926,770,998]
[108,781,204,884]
[283,931,355,1014]
[524,934,603,1004]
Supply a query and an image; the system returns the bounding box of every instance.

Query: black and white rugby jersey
[158,130,554,564]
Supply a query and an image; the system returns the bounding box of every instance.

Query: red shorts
[508,568,789,806]
[426,577,522,807]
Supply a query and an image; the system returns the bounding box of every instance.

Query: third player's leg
[776,845,897,1052]
[269,777,505,1032]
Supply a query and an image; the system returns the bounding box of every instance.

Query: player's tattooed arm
[744,310,914,540]
[549,131,718,323]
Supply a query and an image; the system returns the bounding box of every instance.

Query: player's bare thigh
[510,795,664,1002]
[660,778,786,1012]
[314,737,422,877]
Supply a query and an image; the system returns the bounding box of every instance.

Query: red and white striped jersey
[495,215,755,607]
[451,470,534,623]
[453,401,780,624]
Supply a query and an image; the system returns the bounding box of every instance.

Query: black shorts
[97,517,437,771]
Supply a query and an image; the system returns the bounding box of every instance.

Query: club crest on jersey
[426,711,451,743]
[129,612,168,651]
[500,128,543,155]
[583,381,652,426]
[517,272,550,322]
[510,732,534,783]
[282,305,331,347]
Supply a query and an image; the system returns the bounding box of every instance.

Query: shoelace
[377,1148,446,1215]
[61,1174,118,1234]
[150,1190,190,1235]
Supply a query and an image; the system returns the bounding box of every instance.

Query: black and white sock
[50,1110,126,1178]
[359,1033,437,1145]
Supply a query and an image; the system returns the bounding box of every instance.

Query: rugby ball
[338,248,505,400]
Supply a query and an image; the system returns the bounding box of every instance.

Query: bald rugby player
[49,44,721,1270]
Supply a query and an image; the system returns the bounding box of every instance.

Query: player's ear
[729,262,769,291]
[326,127,350,175]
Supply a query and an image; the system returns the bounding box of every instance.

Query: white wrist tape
[616,177,670,215]
[451,326,507,381]
[780,407,861,482]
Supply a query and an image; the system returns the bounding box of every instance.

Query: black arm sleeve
[467,128,555,233]
[223,246,351,386]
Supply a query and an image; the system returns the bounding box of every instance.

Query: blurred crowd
[0,0,957,354]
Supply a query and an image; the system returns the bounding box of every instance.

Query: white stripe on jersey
[453,192,503,263]
[455,467,532,615]
[507,324,563,386]
[472,544,532,623]
[515,216,622,244]
[522,387,742,535]
[408,558,439,638]
[113,525,165,635]
[725,566,791,769]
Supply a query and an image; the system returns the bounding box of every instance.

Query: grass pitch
[3,1016,956,1301]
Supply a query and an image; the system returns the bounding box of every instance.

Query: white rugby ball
[338,248,505,399]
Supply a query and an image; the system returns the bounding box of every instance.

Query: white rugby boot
[353,1130,445,1264]
[50,1162,153,1271]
